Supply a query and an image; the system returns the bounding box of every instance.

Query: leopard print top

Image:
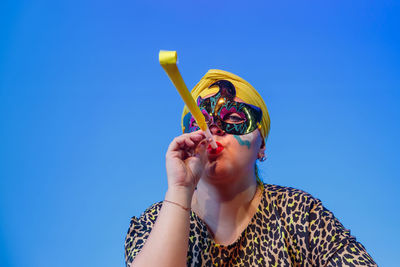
[125,184,376,266]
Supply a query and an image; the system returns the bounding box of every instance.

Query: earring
[258,155,266,162]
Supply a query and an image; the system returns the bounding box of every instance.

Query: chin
[203,161,238,184]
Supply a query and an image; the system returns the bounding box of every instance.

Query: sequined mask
[183,80,263,135]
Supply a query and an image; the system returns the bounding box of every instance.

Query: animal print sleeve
[308,199,377,266]
[124,202,162,266]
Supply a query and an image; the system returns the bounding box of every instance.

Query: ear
[260,138,266,149]
[258,138,266,158]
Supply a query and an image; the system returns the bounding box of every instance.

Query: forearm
[130,188,192,267]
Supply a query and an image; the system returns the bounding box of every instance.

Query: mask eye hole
[222,112,246,124]
[220,107,246,124]
[189,116,198,128]
[201,109,212,123]
[190,110,212,128]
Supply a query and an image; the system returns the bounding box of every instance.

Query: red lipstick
[207,141,224,155]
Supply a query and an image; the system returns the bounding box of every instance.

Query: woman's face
[192,93,265,182]
[184,80,265,182]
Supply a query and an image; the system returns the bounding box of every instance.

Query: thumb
[195,140,207,163]
[186,141,207,183]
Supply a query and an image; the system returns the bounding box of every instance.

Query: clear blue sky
[1,1,399,266]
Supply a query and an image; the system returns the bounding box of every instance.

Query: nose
[209,124,224,136]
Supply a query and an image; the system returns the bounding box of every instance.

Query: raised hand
[165,130,207,194]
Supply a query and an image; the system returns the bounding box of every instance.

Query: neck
[191,175,260,240]
[195,176,258,203]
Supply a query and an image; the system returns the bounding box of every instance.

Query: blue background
[1,0,399,266]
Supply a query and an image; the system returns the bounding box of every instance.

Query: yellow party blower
[159,50,217,149]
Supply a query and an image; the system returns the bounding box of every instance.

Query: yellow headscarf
[181,69,270,140]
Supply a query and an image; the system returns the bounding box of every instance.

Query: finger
[167,131,206,154]
[169,149,190,161]
[185,134,207,152]
[192,129,206,138]
[170,133,201,149]
[194,139,207,156]
[169,135,189,151]
[177,137,196,150]
[189,133,206,143]
[184,138,195,147]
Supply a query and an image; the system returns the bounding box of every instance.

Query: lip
[207,141,224,155]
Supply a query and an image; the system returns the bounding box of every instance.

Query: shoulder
[126,201,163,241]
[262,183,328,225]
[261,185,376,265]
[125,201,163,264]
[128,201,163,229]
[263,183,319,208]
[139,201,163,220]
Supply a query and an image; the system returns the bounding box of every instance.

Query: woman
[125,70,376,266]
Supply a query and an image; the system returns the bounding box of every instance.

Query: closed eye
[190,110,212,128]
[223,112,246,124]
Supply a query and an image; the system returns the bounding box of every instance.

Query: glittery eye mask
[183,80,263,135]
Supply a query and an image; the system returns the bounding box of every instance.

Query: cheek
[229,134,259,161]
[232,132,260,150]
[233,135,251,149]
